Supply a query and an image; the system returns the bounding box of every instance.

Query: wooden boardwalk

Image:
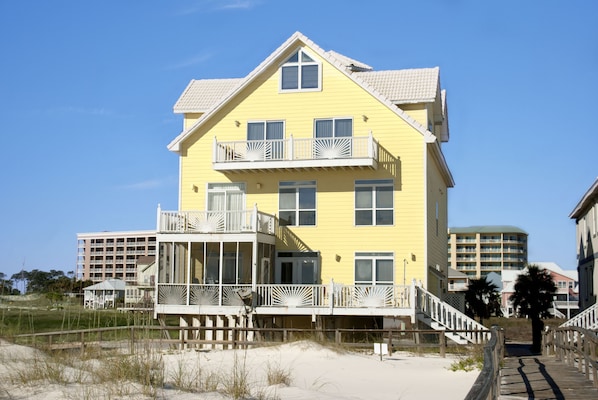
[500,343,598,399]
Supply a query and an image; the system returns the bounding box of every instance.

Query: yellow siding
[183,113,203,130]
[177,45,448,288]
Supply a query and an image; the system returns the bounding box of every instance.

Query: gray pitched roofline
[448,225,528,235]
[569,177,598,219]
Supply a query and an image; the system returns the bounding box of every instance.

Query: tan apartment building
[77,230,156,284]
[448,226,528,279]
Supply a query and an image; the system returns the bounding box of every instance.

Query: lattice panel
[314,139,352,159]
[353,286,392,307]
[223,287,248,306]
[158,285,187,305]
[271,286,313,306]
[190,286,219,305]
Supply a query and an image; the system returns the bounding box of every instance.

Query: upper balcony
[212,134,379,172]
[157,206,276,235]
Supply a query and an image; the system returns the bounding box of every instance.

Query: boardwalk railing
[543,326,598,388]
[464,326,505,400]
[13,326,488,356]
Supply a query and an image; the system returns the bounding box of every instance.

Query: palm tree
[465,277,500,324]
[509,265,557,353]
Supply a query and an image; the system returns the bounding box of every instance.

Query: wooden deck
[500,343,598,399]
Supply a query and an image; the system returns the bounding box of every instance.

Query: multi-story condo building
[448,226,528,279]
[570,177,598,311]
[77,230,156,284]
[154,32,466,335]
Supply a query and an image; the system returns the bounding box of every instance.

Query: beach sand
[0,339,478,399]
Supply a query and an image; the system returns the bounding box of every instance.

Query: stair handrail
[560,302,598,329]
[416,285,490,343]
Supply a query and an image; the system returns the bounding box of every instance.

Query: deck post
[439,330,446,358]
[329,278,334,313]
[130,326,135,354]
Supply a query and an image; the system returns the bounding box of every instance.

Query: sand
[0,339,478,399]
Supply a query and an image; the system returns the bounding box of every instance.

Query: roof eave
[569,177,598,219]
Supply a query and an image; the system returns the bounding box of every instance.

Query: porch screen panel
[205,243,220,284]
[173,242,188,283]
[238,242,252,284]
[190,242,205,284]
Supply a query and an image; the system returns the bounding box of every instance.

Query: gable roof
[354,68,440,104]
[84,279,126,291]
[167,32,454,186]
[174,78,243,114]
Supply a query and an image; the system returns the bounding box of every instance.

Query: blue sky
[0,0,596,278]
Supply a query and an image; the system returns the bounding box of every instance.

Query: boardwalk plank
[500,350,597,400]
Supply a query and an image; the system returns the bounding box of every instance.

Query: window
[313,118,353,158]
[354,252,394,285]
[280,49,320,91]
[247,121,284,160]
[279,181,316,226]
[355,179,394,225]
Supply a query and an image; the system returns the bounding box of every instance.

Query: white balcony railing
[157,282,412,309]
[213,134,378,170]
[157,205,276,235]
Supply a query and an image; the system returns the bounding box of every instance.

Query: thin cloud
[47,106,114,117]
[174,0,259,15]
[218,0,258,10]
[121,179,165,190]
[165,53,212,70]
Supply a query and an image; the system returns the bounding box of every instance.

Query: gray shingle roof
[354,68,440,104]
[173,78,243,113]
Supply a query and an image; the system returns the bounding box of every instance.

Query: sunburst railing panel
[158,284,187,305]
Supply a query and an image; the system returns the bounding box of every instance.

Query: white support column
[205,316,214,350]
[192,316,201,348]
[179,316,189,350]
[186,241,191,306]
[227,315,235,349]
[247,314,254,342]
[252,239,258,292]
[216,315,224,349]
[410,279,418,324]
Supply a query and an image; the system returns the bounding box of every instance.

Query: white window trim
[278,180,317,227]
[279,48,322,93]
[354,179,394,226]
[354,251,395,285]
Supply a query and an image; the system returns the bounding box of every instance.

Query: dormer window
[280,49,321,91]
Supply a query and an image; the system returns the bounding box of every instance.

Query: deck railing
[543,326,598,388]
[157,206,276,235]
[213,134,378,165]
[415,286,490,343]
[560,302,598,330]
[157,282,412,309]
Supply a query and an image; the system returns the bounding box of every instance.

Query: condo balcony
[157,206,276,235]
[212,134,379,171]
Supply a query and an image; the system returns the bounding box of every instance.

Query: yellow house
[155,32,482,339]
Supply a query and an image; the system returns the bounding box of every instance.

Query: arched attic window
[280,48,321,92]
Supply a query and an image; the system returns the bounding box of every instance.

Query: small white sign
[374,343,388,355]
